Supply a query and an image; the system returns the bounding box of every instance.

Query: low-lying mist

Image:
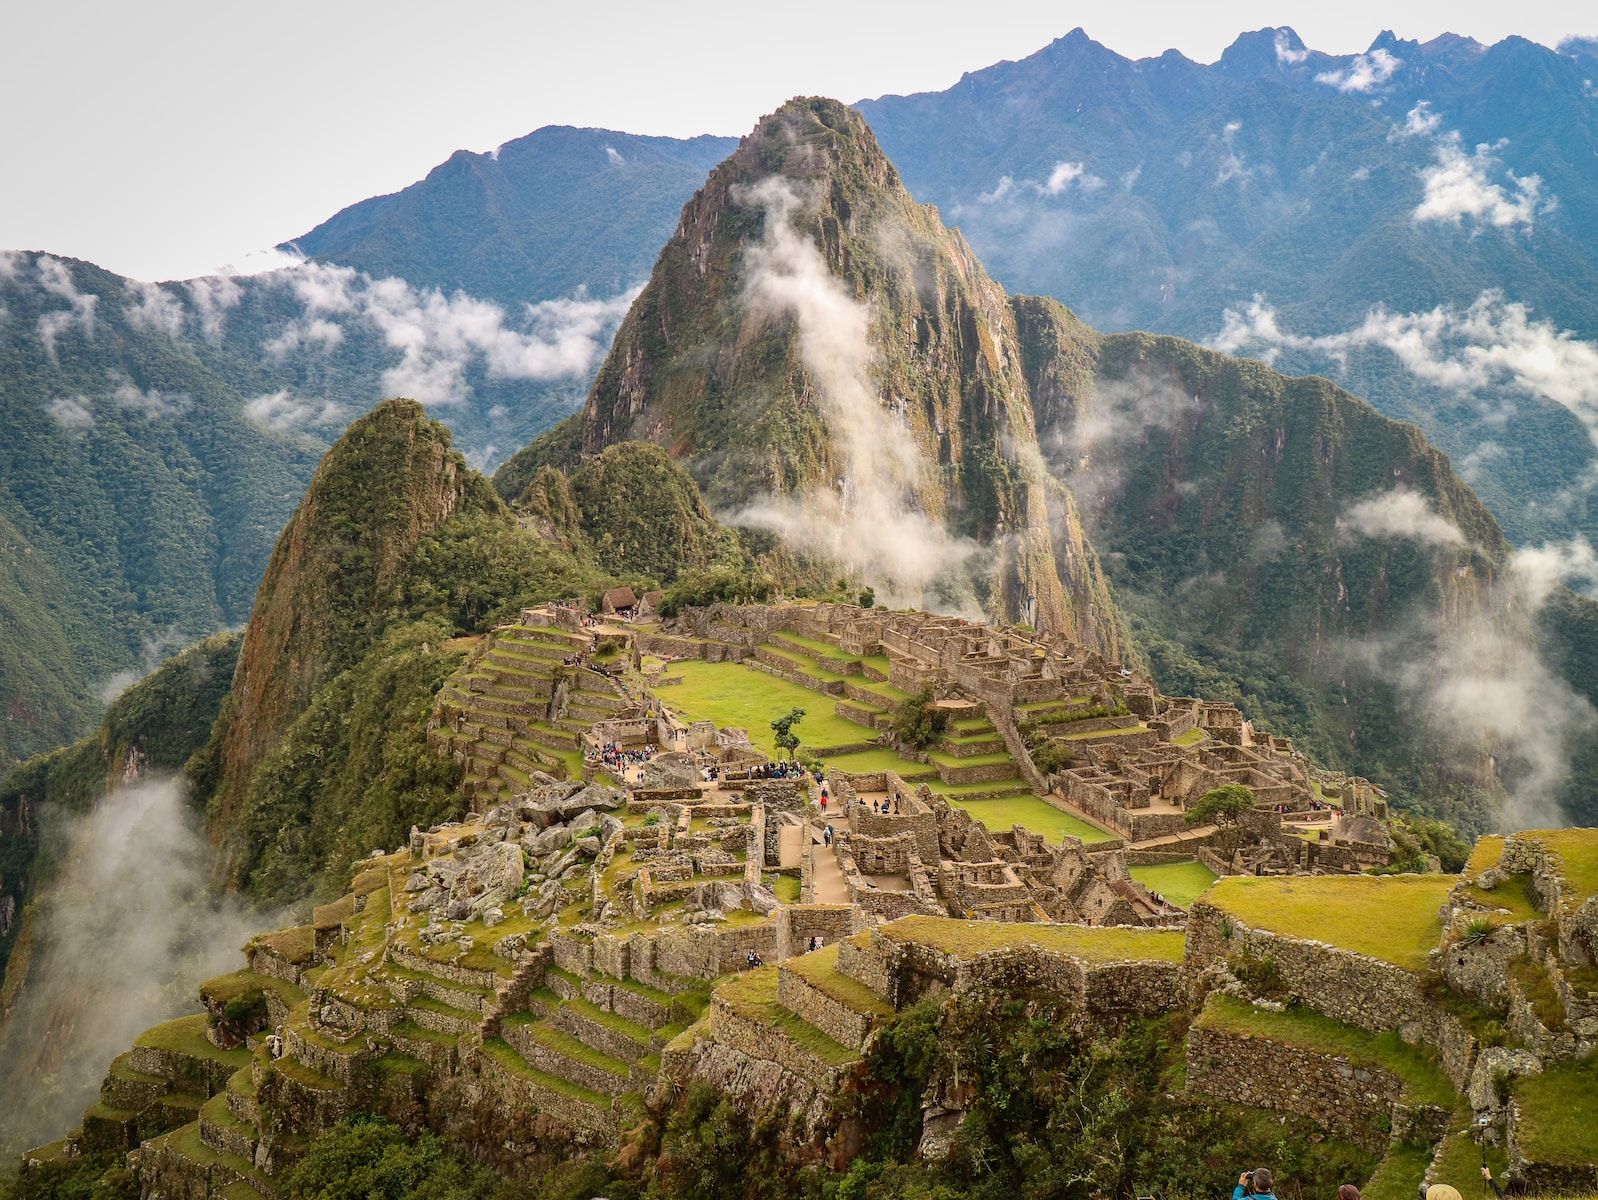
[0,777,290,1159]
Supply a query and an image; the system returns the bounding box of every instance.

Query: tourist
[1339,1185,1361,1200]
[823,824,834,847]
[1234,1168,1277,1200]
[819,793,827,813]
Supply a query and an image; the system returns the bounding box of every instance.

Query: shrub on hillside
[891,688,949,750]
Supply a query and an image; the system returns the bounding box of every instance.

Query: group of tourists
[1231,1163,1509,1200]
[589,741,655,774]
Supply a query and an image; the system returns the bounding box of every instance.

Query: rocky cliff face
[1011,294,1586,825]
[205,400,499,876]
[571,98,1122,655]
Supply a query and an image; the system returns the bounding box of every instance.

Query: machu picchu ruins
[20,599,1598,1200]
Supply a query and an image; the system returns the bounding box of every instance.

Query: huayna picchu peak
[7,19,1598,1199]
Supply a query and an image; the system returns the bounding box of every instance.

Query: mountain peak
[573,103,1122,651]
[204,398,497,878]
[1218,26,1311,75]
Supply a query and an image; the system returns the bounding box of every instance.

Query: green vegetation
[658,566,774,617]
[1511,1056,1598,1166]
[943,793,1114,844]
[1360,1141,1434,1200]
[564,442,745,586]
[0,1149,137,1200]
[1197,995,1455,1108]
[770,707,806,761]
[279,1115,513,1200]
[889,687,949,750]
[0,631,240,979]
[659,660,869,757]
[882,915,1186,963]
[717,967,858,1066]
[1203,875,1453,970]
[1185,783,1255,827]
[1129,859,1219,908]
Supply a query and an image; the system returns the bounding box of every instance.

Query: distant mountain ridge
[284,126,737,310]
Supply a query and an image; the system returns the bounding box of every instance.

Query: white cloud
[34,255,98,359]
[1213,292,1598,448]
[46,395,95,432]
[1216,121,1250,185]
[110,378,188,419]
[1043,161,1104,194]
[210,245,305,277]
[243,390,349,435]
[1315,47,1400,92]
[262,316,344,359]
[1342,489,1469,548]
[123,279,186,337]
[1398,101,1443,138]
[259,260,637,406]
[1414,135,1544,230]
[0,250,23,282]
[730,176,988,612]
[976,160,1104,204]
[185,275,242,341]
[604,145,625,166]
[1273,31,1308,65]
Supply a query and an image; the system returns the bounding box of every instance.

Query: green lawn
[716,966,859,1066]
[822,746,935,775]
[771,631,856,660]
[135,1014,252,1067]
[1512,1056,1598,1165]
[882,915,1186,963]
[1463,872,1541,922]
[660,660,871,756]
[1202,874,1453,970]
[1464,835,1505,877]
[783,943,893,1016]
[1197,995,1455,1107]
[1172,727,1207,747]
[1057,724,1150,741]
[944,793,1115,844]
[1130,859,1218,907]
[1360,1141,1435,1200]
[1523,828,1598,903]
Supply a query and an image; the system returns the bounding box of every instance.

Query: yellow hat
[1426,1187,1463,1200]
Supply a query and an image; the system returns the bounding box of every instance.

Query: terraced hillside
[428,617,629,806]
[645,623,1115,845]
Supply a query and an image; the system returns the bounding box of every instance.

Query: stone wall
[1186,903,1437,1042]
[777,967,875,1050]
[776,905,859,959]
[1186,1024,1415,1150]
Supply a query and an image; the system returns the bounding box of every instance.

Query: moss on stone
[1203,875,1453,970]
[881,915,1186,963]
[1196,995,1454,1108]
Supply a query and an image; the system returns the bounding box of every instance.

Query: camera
[1243,1173,1255,1191]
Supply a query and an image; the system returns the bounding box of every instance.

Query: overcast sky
[2,0,1590,282]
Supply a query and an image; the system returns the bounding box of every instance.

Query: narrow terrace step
[199,1092,257,1163]
[404,994,481,1037]
[554,998,654,1063]
[500,1015,633,1097]
[776,944,893,1052]
[100,1052,168,1111]
[478,1036,618,1138]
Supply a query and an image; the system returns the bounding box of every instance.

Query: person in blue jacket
[1234,1168,1277,1200]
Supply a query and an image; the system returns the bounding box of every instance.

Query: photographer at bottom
[1234,1168,1278,1200]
